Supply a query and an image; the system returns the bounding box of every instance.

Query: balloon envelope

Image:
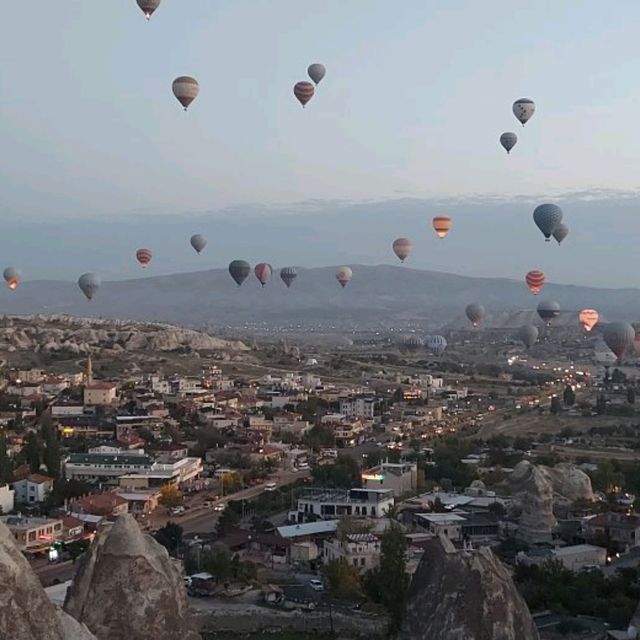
[603,322,635,360]
[336,266,353,288]
[465,303,485,327]
[553,223,569,245]
[294,81,314,107]
[513,98,535,126]
[525,270,545,295]
[280,267,297,288]
[578,309,599,332]
[518,325,539,348]
[533,204,563,241]
[307,64,326,85]
[254,263,272,287]
[136,248,152,268]
[537,300,561,325]
[172,76,199,110]
[392,238,412,262]
[136,0,160,19]
[427,335,447,355]
[229,260,251,286]
[190,234,207,254]
[500,132,517,154]
[78,273,101,300]
[432,216,452,239]
[3,267,20,290]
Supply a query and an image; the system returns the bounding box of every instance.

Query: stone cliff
[401,536,540,640]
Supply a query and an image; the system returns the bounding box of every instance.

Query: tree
[364,523,409,634]
[159,484,182,509]
[41,418,61,479]
[23,432,41,473]
[324,558,362,600]
[596,393,607,415]
[202,544,233,581]
[154,522,183,556]
[627,387,636,405]
[550,396,562,415]
[216,506,240,536]
[0,435,13,485]
[562,385,576,407]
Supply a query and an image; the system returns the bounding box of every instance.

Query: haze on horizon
[1,1,640,287]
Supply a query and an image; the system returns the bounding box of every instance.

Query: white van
[265,482,277,492]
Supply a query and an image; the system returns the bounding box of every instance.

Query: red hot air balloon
[294,81,315,108]
[578,309,599,332]
[254,263,272,287]
[525,270,545,295]
[136,249,153,269]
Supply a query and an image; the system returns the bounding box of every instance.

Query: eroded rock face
[0,520,96,640]
[401,536,539,640]
[544,463,594,504]
[64,514,199,640]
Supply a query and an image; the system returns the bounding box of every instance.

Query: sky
[1,1,640,285]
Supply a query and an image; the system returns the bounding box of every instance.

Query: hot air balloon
[426,335,447,356]
[537,300,560,325]
[280,267,297,288]
[3,267,20,290]
[465,303,485,327]
[229,260,251,287]
[136,0,160,19]
[336,267,353,288]
[500,132,517,154]
[513,98,535,126]
[136,248,152,269]
[294,81,314,108]
[578,309,599,332]
[307,64,326,85]
[400,335,424,352]
[190,234,207,254]
[254,263,272,287]
[603,322,635,362]
[78,273,101,301]
[525,270,546,295]
[533,204,563,241]
[432,216,452,239]
[392,238,412,263]
[553,223,569,245]
[172,76,199,111]
[518,325,539,349]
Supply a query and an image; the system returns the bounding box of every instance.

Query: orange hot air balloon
[136,249,153,268]
[578,309,599,332]
[432,216,452,238]
[525,270,545,295]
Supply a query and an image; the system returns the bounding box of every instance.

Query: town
[2,315,640,639]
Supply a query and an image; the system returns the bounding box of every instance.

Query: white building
[361,461,418,497]
[323,533,381,571]
[293,488,394,522]
[415,513,466,542]
[84,382,118,406]
[12,474,54,505]
[339,396,376,419]
[0,484,15,514]
[64,452,154,483]
[516,544,607,572]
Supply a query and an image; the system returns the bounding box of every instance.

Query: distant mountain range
[0,265,638,331]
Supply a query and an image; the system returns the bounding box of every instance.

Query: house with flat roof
[292,488,394,523]
[361,461,418,497]
[0,515,63,551]
[64,452,153,483]
[323,533,381,572]
[415,513,466,543]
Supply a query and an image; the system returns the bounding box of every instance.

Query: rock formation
[64,514,199,640]
[544,462,594,504]
[509,460,556,544]
[0,520,96,640]
[401,536,540,640]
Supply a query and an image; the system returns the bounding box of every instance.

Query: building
[276,520,340,563]
[0,484,15,514]
[116,490,160,515]
[517,544,607,572]
[117,457,203,488]
[361,461,418,497]
[293,488,394,522]
[71,492,129,517]
[83,382,118,406]
[64,452,153,483]
[415,513,466,542]
[0,515,63,551]
[584,512,640,552]
[12,473,54,505]
[323,533,381,571]
[339,396,376,419]
[61,516,85,541]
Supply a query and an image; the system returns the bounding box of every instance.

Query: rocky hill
[1,265,640,330]
[401,536,540,640]
[0,315,247,357]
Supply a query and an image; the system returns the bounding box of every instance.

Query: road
[153,469,310,534]
[34,559,75,588]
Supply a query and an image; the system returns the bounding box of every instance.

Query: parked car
[169,506,185,516]
[309,579,324,592]
[213,503,225,512]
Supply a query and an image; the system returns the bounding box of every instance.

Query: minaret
[85,354,93,385]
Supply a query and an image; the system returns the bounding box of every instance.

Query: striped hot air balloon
[392,238,412,262]
[336,266,352,288]
[280,267,297,288]
[578,309,599,332]
[432,216,452,239]
[172,76,199,111]
[525,270,545,295]
[254,263,272,287]
[294,81,315,107]
[136,249,153,269]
